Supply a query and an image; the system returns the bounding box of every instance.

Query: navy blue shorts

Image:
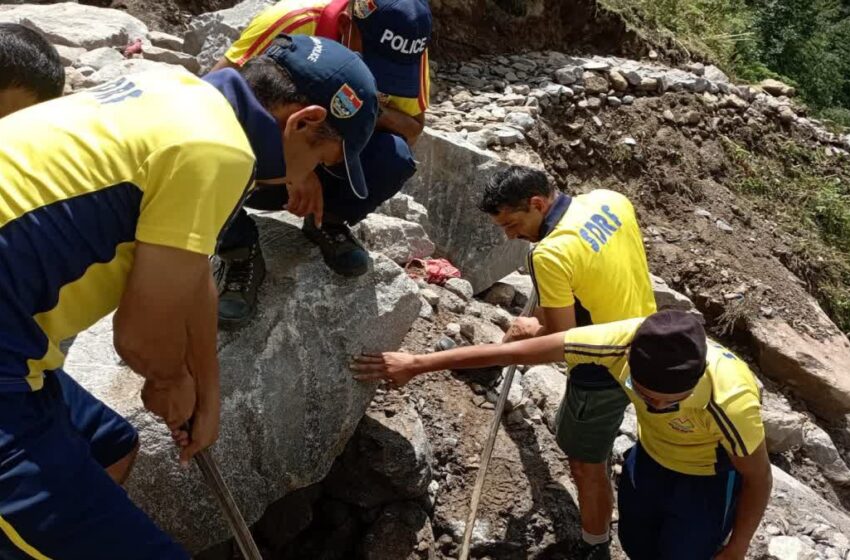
[0,370,188,559]
[618,443,740,560]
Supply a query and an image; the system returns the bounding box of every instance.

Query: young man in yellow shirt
[474,166,656,558]
[0,35,378,558]
[210,0,432,325]
[351,310,773,560]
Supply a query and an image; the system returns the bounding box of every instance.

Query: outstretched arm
[351,331,566,386]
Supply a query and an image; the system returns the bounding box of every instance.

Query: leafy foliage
[601,0,850,116]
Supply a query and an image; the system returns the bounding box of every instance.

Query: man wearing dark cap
[351,310,772,560]
[210,0,431,325]
[0,34,377,557]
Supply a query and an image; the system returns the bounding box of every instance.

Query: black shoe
[578,541,611,560]
[217,242,266,327]
[302,215,369,277]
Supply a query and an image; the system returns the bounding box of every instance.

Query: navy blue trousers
[618,443,741,560]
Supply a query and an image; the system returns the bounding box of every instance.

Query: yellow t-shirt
[562,319,766,476]
[224,0,430,116]
[528,190,656,324]
[0,71,256,392]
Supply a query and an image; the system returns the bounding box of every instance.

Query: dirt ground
[523,92,849,341]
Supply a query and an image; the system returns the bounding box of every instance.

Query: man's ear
[284,105,329,132]
[529,195,548,213]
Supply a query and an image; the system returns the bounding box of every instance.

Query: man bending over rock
[0,23,64,118]
[352,310,773,560]
[473,165,657,559]
[209,0,432,325]
[0,35,377,558]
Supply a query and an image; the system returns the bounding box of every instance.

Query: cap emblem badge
[331,83,363,119]
[353,0,378,19]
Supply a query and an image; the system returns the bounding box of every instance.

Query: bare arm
[209,57,238,74]
[717,442,772,559]
[177,266,221,464]
[113,242,210,429]
[378,106,425,145]
[351,332,567,385]
[504,305,575,341]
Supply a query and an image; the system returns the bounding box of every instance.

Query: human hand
[350,352,420,387]
[504,316,542,342]
[171,402,220,467]
[285,171,324,226]
[141,373,196,431]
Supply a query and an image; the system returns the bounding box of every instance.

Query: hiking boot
[302,215,369,277]
[578,541,611,560]
[217,242,266,327]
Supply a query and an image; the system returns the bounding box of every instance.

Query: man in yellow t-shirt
[351,310,773,560]
[0,35,378,558]
[209,0,431,323]
[476,165,656,557]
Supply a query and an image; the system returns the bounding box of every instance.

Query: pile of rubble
[427,52,850,156]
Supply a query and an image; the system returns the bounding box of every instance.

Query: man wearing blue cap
[0,34,377,558]
[210,0,432,325]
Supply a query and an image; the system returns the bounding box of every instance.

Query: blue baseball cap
[264,35,378,199]
[351,0,432,99]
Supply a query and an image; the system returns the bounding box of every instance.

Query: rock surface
[64,213,421,552]
[520,365,566,430]
[362,502,436,560]
[749,316,850,421]
[0,2,149,49]
[404,129,531,293]
[81,60,190,89]
[356,214,436,265]
[183,0,275,73]
[324,400,434,509]
[651,274,699,315]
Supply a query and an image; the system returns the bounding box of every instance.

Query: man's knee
[568,458,608,485]
[106,439,140,486]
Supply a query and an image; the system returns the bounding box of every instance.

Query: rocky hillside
[3,1,850,559]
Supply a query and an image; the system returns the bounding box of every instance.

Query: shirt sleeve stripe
[237,8,322,65]
[709,400,750,455]
[563,348,627,359]
[417,50,429,112]
[563,342,630,351]
[707,399,750,456]
[706,402,738,455]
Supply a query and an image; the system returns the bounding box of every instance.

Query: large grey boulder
[404,129,530,293]
[183,0,275,73]
[749,314,850,421]
[0,3,149,50]
[63,213,421,553]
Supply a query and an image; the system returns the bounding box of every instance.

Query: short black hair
[240,55,310,110]
[0,23,64,101]
[479,165,553,214]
